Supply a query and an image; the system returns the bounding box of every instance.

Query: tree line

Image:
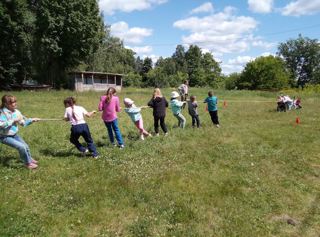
[1,1,319,90]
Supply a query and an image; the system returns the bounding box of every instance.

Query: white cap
[171,91,179,98]
[124,98,134,105]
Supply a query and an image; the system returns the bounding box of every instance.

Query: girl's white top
[64,105,87,125]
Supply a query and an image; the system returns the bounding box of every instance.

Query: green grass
[0,88,319,236]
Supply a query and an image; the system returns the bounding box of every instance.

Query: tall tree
[141,57,153,87]
[86,26,136,74]
[33,0,104,87]
[277,35,320,87]
[185,45,202,86]
[172,45,187,73]
[0,0,35,88]
[238,56,290,90]
[201,52,221,86]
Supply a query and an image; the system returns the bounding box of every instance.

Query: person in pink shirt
[98,87,124,148]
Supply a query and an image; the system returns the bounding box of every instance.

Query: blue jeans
[70,124,98,156]
[104,119,124,145]
[0,134,32,164]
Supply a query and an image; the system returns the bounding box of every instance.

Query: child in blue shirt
[204,91,220,128]
[170,91,186,128]
[124,98,152,140]
[0,95,40,169]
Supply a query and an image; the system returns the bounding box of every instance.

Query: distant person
[293,97,302,109]
[204,91,220,128]
[0,94,40,169]
[170,91,186,128]
[187,95,200,128]
[276,95,286,112]
[178,80,189,102]
[124,98,152,140]
[147,88,168,136]
[64,97,98,158]
[98,87,124,148]
[283,95,293,111]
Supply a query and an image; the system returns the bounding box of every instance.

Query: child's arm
[85,110,97,117]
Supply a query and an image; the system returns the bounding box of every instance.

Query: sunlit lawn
[0,88,319,236]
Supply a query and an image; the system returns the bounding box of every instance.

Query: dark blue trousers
[70,123,98,156]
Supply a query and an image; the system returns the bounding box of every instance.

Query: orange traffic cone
[295,117,300,125]
[223,100,227,108]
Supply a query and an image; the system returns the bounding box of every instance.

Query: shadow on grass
[40,148,83,158]
[0,155,22,169]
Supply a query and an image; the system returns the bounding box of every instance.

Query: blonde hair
[153,88,162,98]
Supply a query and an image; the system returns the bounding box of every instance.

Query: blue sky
[98,0,320,74]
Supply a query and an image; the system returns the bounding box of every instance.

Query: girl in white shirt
[64,97,98,158]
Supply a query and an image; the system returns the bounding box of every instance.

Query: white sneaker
[140,134,145,140]
[164,132,168,136]
[216,124,220,128]
[155,133,160,137]
[119,144,125,149]
[81,149,89,156]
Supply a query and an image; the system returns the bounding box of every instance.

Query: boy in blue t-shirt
[204,91,220,128]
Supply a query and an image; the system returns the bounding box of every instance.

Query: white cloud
[99,0,167,15]
[126,45,153,54]
[248,0,273,13]
[110,21,153,44]
[190,2,214,14]
[221,52,277,74]
[228,56,254,65]
[261,52,274,57]
[142,54,160,64]
[173,7,259,55]
[222,56,254,75]
[281,0,320,16]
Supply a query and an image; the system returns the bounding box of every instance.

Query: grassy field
[0,88,319,237]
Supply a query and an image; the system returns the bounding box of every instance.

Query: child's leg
[70,125,86,152]
[159,116,168,133]
[212,111,219,125]
[135,119,149,135]
[111,119,124,146]
[154,116,160,134]
[81,124,98,157]
[176,113,186,128]
[195,115,200,128]
[191,115,196,127]
[104,121,115,144]
[1,135,33,164]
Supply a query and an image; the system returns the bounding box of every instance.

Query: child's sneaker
[164,132,168,136]
[216,124,220,128]
[31,159,38,164]
[25,163,38,169]
[140,134,145,140]
[112,143,117,147]
[92,154,99,159]
[81,149,89,156]
[155,133,160,137]
[119,144,125,149]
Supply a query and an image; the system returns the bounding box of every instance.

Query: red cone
[223,100,227,108]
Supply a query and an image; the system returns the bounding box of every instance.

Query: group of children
[276,94,302,112]
[0,87,220,169]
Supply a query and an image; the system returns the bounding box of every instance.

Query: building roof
[69,71,124,76]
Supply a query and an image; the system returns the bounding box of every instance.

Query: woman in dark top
[147,88,168,136]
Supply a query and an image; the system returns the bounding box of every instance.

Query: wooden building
[69,71,123,92]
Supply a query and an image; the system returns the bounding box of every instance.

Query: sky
[98,0,320,75]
